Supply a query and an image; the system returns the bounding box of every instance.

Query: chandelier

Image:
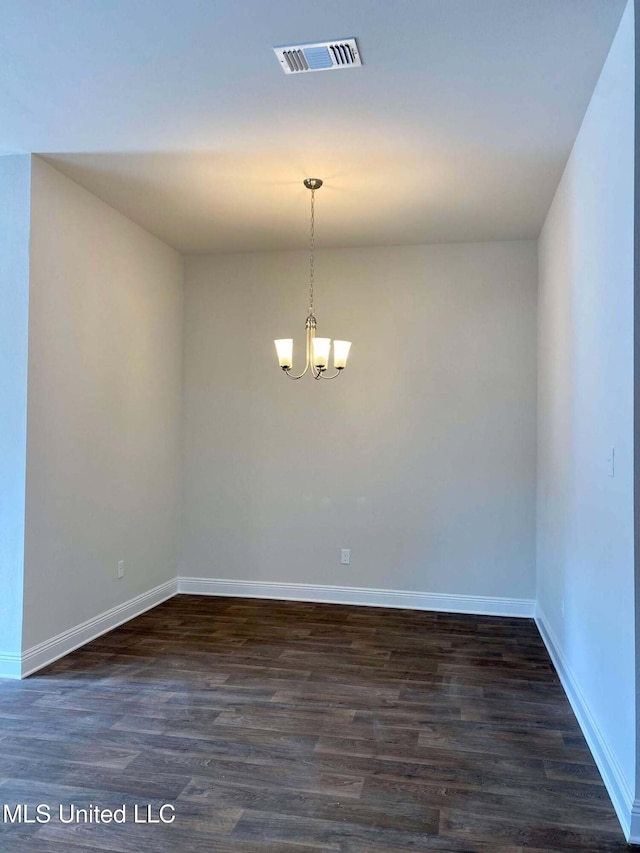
[274,178,351,379]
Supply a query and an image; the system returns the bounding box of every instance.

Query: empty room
[0,0,638,850]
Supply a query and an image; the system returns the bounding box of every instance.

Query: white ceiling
[0,0,627,253]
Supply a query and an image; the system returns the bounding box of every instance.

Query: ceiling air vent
[273,38,361,74]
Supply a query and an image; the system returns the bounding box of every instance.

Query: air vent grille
[274,38,361,74]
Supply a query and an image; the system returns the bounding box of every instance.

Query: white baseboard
[177,577,535,618]
[20,578,178,678]
[0,652,22,680]
[535,606,636,843]
[630,801,640,845]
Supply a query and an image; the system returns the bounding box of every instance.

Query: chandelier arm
[283,314,316,379]
[318,369,343,380]
[284,364,310,380]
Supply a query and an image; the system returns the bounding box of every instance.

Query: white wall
[0,156,31,676]
[22,157,183,649]
[182,241,537,602]
[537,0,636,836]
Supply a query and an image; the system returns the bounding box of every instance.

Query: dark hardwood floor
[0,595,632,852]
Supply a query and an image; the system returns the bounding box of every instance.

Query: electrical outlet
[341,549,351,565]
[118,560,124,579]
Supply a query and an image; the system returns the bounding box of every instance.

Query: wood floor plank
[0,595,630,851]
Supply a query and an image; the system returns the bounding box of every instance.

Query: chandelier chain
[309,188,315,315]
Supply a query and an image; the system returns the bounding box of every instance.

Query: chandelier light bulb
[333,340,351,370]
[312,337,331,369]
[274,338,293,369]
